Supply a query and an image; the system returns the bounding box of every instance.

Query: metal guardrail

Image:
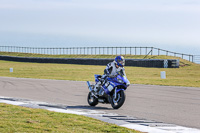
[0,46,196,63]
[194,55,200,64]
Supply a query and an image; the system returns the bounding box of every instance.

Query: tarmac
[0,77,200,132]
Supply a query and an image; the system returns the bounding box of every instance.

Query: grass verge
[0,52,200,87]
[0,103,139,133]
[0,51,189,59]
[0,60,199,87]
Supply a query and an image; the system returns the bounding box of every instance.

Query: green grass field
[0,52,199,87]
[0,103,140,133]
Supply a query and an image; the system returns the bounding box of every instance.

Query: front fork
[114,87,117,100]
[114,88,125,99]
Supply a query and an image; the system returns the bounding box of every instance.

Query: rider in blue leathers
[94,56,125,93]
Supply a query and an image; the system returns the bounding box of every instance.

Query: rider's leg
[94,75,107,92]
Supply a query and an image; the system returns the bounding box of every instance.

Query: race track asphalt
[0,77,200,129]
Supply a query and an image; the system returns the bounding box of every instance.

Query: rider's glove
[101,75,107,79]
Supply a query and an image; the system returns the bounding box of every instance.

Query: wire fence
[194,55,200,64]
[0,46,197,63]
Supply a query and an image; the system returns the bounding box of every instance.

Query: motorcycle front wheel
[110,90,125,109]
[87,92,98,106]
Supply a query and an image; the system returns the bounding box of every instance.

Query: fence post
[135,47,137,55]
[106,47,108,55]
[189,55,190,62]
[145,47,147,55]
[140,47,141,55]
[124,47,126,55]
[90,47,92,55]
[192,55,194,62]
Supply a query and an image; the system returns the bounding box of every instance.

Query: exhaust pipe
[87,81,92,92]
[87,81,98,98]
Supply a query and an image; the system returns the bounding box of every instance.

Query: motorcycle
[86,70,130,109]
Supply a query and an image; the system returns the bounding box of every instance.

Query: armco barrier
[0,56,179,68]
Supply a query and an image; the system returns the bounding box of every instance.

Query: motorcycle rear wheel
[110,90,125,109]
[87,92,98,106]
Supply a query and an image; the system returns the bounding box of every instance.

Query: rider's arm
[119,67,126,76]
[104,62,113,76]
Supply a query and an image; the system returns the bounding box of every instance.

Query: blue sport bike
[87,70,130,109]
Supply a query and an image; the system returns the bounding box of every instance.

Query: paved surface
[1,77,200,129]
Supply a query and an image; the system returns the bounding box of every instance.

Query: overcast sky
[0,0,200,54]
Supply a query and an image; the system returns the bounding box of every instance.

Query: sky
[0,0,200,54]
